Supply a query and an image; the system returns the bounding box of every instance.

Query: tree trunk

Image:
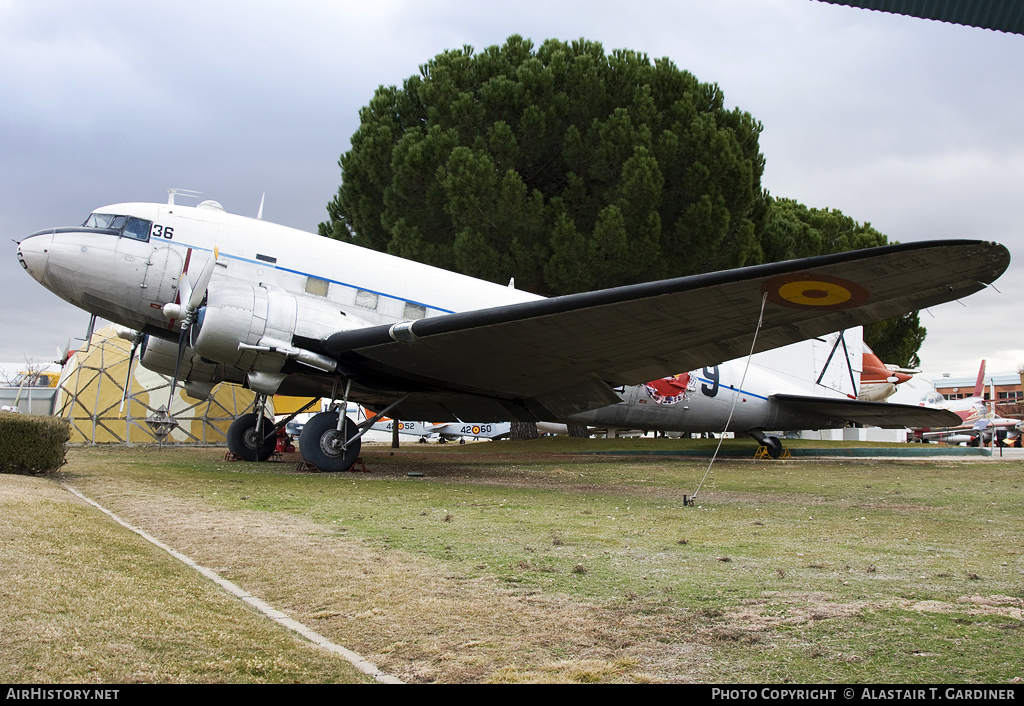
[391,421,400,449]
[567,424,589,438]
[510,421,539,441]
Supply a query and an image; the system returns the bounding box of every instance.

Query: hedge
[0,412,71,475]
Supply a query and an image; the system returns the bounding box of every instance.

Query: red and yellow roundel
[471,425,481,435]
[762,273,869,311]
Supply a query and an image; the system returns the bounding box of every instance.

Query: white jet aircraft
[369,417,510,443]
[17,194,1005,470]
[912,361,1024,446]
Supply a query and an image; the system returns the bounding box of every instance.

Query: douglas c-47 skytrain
[17,193,1007,470]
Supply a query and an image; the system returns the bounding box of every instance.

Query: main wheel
[227,413,277,461]
[763,435,782,459]
[299,411,361,472]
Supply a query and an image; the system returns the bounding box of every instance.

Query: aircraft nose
[17,231,52,284]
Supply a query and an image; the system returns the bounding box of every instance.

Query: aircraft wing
[772,395,962,429]
[319,240,1008,422]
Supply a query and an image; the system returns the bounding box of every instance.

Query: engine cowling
[138,335,245,396]
[189,281,363,373]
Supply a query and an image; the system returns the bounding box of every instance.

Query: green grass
[28,442,1024,683]
[0,473,373,683]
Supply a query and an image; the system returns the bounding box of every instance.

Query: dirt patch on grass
[0,474,84,504]
[726,592,1024,634]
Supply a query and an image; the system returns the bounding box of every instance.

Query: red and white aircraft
[858,349,916,402]
[913,361,1023,446]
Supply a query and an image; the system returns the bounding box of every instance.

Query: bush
[0,412,71,475]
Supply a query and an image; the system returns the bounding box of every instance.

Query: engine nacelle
[190,281,362,373]
[138,335,245,395]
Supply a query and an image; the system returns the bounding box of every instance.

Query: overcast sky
[2,0,1021,377]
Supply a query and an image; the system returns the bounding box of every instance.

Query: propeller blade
[165,248,218,409]
[119,335,142,414]
[178,276,193,315]
[187,247,219,312]
[167,327,189,410]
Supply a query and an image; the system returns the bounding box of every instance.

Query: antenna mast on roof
[166,188,202,206]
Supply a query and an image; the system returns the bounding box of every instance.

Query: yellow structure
[754,444,792,461]
[55,325,263,445]
[273,395,322,415]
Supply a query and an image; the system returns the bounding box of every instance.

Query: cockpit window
[919,391,945,405]
[83,213,118,229]
[122,217,151,241]
[81,213,151,241]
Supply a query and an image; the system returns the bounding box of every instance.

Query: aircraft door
[140,210,187,306]
[143,247,184,305]
[115,237,152,300]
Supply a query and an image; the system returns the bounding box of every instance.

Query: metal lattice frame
[55,326,259,445]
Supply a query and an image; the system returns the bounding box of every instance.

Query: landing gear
[763,435,782,460]
[747,430,783,460]
[227,412,277,461]
[299,411,361,473]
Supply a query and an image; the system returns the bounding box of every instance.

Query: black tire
[299,411,361,472]
[227,413,277,462]
[764,435,782,459]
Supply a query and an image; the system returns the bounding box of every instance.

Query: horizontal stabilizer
[773,394,962,429]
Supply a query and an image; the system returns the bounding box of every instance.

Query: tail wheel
[227,413,277,462]
[299,411,361,472]
[764,435,782,460]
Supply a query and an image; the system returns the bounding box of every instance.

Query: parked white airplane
[365,415,436,441]
[913,361,1024,446]
[17,194,1005,470]
[432,421,512,442]
[370,417,510,443]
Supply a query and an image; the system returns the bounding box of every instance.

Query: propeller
[117,330,145,414]
[163,247,219,408]
[54,339,71,366]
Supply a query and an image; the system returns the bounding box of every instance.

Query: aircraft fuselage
[18,201,539,398]
[564,344,863,435]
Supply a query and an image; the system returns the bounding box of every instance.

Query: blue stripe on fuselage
[174,241,456,314]
[693,376,770,402]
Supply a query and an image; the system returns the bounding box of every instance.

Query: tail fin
[973,360,986,398]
